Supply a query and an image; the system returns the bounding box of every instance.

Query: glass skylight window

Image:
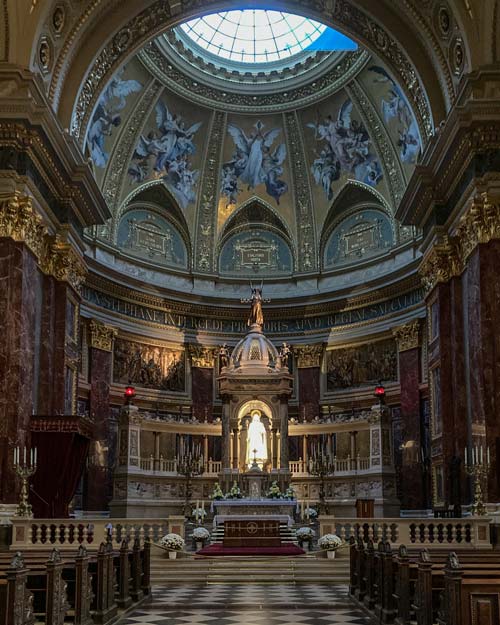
[179,9,355,64]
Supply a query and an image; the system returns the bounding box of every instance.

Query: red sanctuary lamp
[374,382,386,404]
[124,384,136,404]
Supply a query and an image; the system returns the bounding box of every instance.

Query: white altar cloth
[213,513,292,527]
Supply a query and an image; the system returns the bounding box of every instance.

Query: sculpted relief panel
[113,338,185,392]
[326,338,398,391]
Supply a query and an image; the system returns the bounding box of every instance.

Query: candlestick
[14,446,37,518]
[465,445,491,516]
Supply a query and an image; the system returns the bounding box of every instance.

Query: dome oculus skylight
[179,9,356,65]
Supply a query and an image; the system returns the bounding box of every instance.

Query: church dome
[230,324,280,372]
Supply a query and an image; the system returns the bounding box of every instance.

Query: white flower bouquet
[211,483,224,500]
[305,506,318,519]
[191,507,207,520]
[159,533,185,551]
[267,481,282,499]
[227,481,242,499]
[296,526,315,541]
[192,527,210,541]
[318,534,343,551]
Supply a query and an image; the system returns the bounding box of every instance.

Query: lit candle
[23,447,26,465]
[14,446,18,465]
[34,447,37,466]
[487,447,490,465]
[464,446,467,467]
[480,446,484,464]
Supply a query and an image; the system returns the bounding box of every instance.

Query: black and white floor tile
[120,585,369,625]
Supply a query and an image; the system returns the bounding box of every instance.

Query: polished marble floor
[120,584,369,625]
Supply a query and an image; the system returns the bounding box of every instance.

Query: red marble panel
[85,346,113,510]
[298,367,320,421]
[0,240,39,503]
[192,367,213,421]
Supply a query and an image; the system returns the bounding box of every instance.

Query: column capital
[89,319,117,352]
[419,234,462,294]
[295,343,323,368]
[187,344,216,368]
[393,319,421,352]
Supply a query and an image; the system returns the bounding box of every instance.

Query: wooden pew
[91,541,117,625]
[0,552,35,625]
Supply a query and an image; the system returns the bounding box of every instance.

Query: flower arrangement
[226,481,242,499]
[296,526,315,542]
[191,507,207,522]
[211,483,224,500]
[284,485,296,500]
[192,527,210,542]
[305,506,318,519]
[267,481,282,499]
[318,534,343,551]
[159,533,185,551]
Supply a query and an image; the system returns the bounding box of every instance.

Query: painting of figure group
[369,65,421,164]
[326,339,398,390]
[128,101,203,210]
[221,120,288,206]
[307,99,383,201]
[113,338,185,392]
[87,67,142,168]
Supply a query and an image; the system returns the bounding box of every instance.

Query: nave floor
[120,584,369,625]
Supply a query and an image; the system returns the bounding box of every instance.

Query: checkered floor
[119,585,369,625]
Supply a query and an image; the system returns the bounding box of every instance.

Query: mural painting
[128,98,204,210]
[221,120,288,207]
[219,230,292,276]
[307,99,383,201]
[87,66,143,169]
[324,209,393,268]
[117,209,187,269]
[113,338,185,392]
[326,338,398,390]
[364,65,421,166]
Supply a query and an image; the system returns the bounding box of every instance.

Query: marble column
[221,398,231,470]
[393,320,428,509]
[279,398,289,470]
[0,240,41,504]
[189,347,215,421]
[203,435,208,471]
[84,320,116,511]
[302,435,308,470]
[296,345,323,421]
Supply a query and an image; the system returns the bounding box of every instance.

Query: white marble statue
[246,411,267,468]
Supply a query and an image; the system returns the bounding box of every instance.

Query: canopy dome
[230,324,281,373]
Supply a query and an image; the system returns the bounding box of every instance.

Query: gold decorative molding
[419,234,462,294]
[89,319,117,352]
[393,319,421,352]
[188,344,216,368]
[0,193,48,259]
[295,344,323,368]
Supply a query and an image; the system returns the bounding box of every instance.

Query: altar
[211,499,297,527]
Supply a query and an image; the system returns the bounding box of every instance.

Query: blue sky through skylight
[180,9,357,64]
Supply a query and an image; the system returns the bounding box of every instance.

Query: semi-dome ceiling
[84,8,423,292]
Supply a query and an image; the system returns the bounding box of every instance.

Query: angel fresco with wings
[307,99,383,200]
[221,120,288,206]
[128,101,202,210]
[87,67,142,168]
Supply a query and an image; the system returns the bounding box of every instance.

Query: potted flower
[192,526,210,551]
[159,533,185,559]
[191,507,207,524]
[296,526,315,550]
[267,481,282,499]
[211,483,224,500]
[285,485,296,500]
[227,481,242,499]
[305,506,318,521]
[318,533,343,559]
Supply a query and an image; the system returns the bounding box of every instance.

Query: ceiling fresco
[84,10,422,280]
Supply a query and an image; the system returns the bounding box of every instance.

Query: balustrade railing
[138,457,221,475]
[319,516,492,550]
[290,457,372,475]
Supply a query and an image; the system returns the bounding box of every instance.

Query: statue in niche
[246,411,267,468]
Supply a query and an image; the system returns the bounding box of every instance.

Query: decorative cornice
[188,344,216,368]
[419,234,462,294]
[295,344,324,368]
[43,236,88,292]
[393,319,421,352]
[88,318,117,352]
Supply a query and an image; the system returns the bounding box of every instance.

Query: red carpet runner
[196,544,305,556]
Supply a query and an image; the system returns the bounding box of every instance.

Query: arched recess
[217,198,296,277]
[320,181,395,270]
[53,0,452,143]
[115,181,192,267]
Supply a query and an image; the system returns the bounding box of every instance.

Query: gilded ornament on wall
[295,344,323,368]
[89,320,117,352]
[326,338,398,390]
[393,319,421,352]
[188,345,216,368]
[113,338,185,391]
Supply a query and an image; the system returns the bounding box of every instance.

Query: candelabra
[464,445,491,516]
[308,451,335,516]
[176,439,204,518]
[14,446,37,518]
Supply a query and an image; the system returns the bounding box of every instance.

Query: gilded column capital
[188,344,216,368]
[454,192,500,262]
[0,192,48,259]
[89,319,117,352]
[393,319,421,352]
[295,344,323,368]
[419,235,462,294]
[44,239,88,293]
